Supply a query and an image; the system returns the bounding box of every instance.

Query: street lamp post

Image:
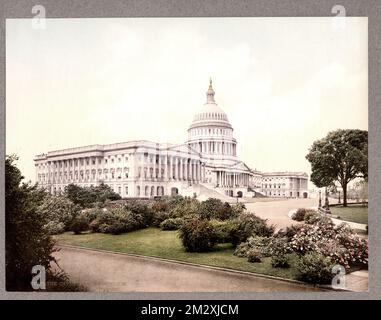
[318,190,322,208]
[324,188,331,214]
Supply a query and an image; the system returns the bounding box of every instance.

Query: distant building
[34,79,309,199]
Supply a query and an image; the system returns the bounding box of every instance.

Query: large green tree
[306,129,368,206]
[5,155,56,291]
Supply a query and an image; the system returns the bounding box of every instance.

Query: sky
[6,17,368,184]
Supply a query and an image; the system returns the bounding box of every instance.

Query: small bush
[292,208,306,221]
[95,207,148,235]
[304,210,320,224]
[38,195,81,233]
[197,198,237,221]
[234,236,290,266]
[89,218,101,233]
[81,208,102,223]
[169,198,200,218]
[271,251,290,268]
[234,236,271,258]
[70,214,90,234]
[230,213,275,246]
[152,211,170,227]
[151,200,169,213]
[296,252,334,284]
[198,198,224,220]
[167,195,185,210]
[44,221,65,235]
[215,202,235,221]
[247,250,262,263]
[123,201,153,226]
[160,218,183,230]
[231,203,246,216]
[179,218,217,252]
[210,219,235,243]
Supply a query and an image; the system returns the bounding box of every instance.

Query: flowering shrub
[234,235,290,268]
[296,252,334,284]
[290,219,368,269]
[234,236,271,258]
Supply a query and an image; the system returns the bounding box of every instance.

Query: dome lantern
[206,77,216,104]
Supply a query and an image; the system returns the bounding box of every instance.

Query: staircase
[196,184,234,202]
[248,187,267,198]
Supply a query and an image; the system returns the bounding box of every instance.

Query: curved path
[53,246,324,292]
[244,197,317,231]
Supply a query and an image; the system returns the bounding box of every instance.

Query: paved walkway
[244,197,317,231]
[53,246,324,292]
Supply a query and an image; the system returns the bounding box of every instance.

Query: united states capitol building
[34,80,309,200]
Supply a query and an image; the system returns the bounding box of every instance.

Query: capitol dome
[190,79,232,129]
[186,79,237,158]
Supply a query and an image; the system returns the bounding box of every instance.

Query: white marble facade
[34,80,309,199]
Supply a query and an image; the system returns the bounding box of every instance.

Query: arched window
[151,186,155,197]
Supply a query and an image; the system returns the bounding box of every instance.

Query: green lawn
[330,205,368,224]
[56,228,300,280]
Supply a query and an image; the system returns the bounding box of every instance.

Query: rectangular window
[125,186,128,195]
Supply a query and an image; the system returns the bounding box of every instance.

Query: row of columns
[37,156,105,184]
[190,141,236,156]
[140,155,205,183]
[216,171,252,188]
